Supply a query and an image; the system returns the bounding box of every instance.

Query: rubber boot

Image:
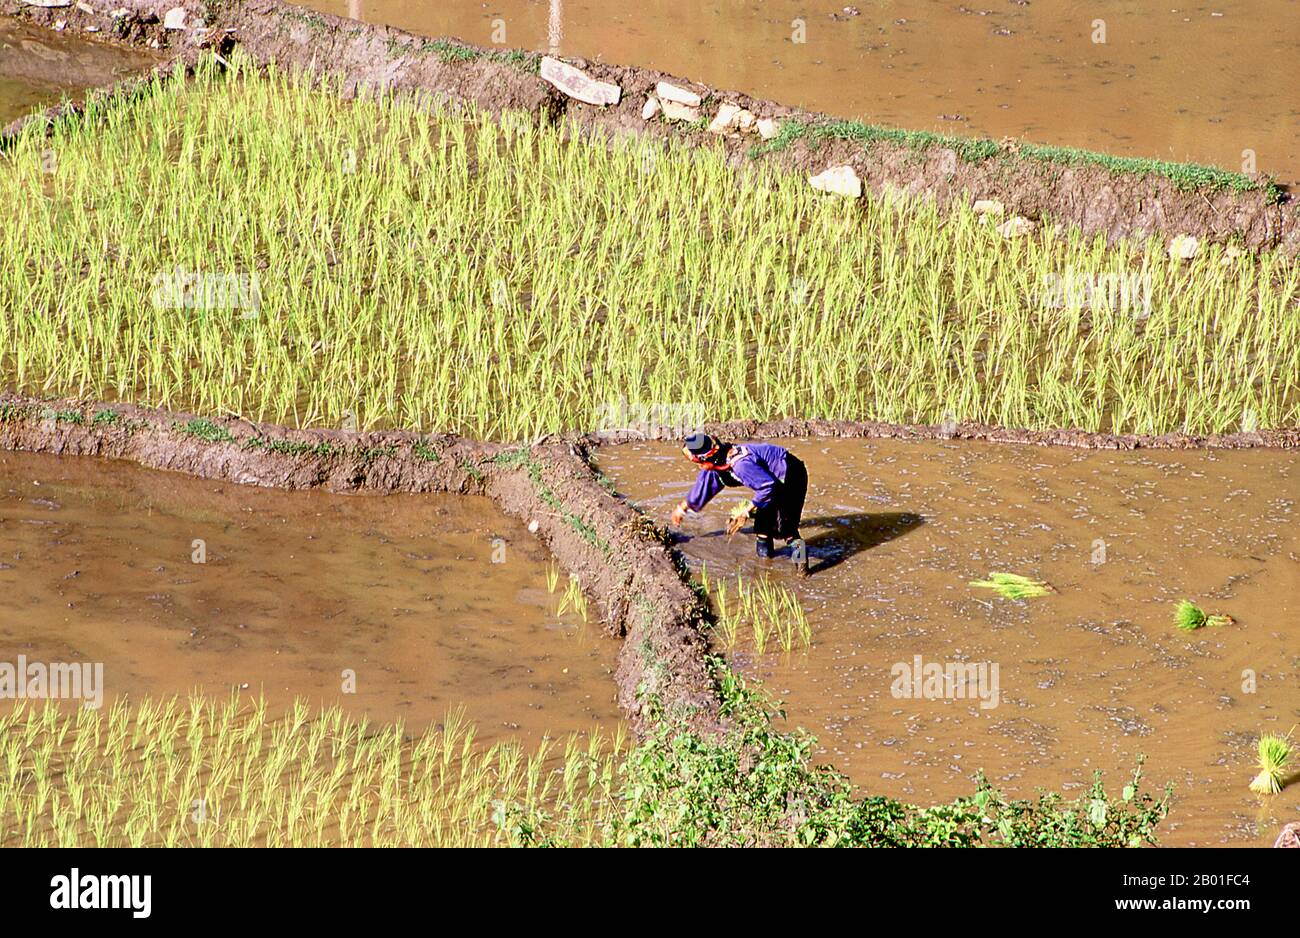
[755,535,774,559]
[787,536,809,576]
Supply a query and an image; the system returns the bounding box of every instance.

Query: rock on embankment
[6,0,1294,254]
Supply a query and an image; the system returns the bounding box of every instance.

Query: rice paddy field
[306,0,1300,187]
[0,448,620,741]
[595,439,1300,847]
[0,18,1296,855]
[0,694,624,847]
[1,54,1296,439]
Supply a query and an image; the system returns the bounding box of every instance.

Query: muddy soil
[596,438,1300,846]
[0,17,161,125]
[306,0,1300,189]
[0,449,621,745]
[3,0,1295,253]
[0,395,722,736]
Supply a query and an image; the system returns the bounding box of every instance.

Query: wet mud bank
[0,394,719,736]
[3,0,1296,254]
[583,418,1300,453]
[0,16,163,128]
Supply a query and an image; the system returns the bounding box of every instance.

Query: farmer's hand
[670,500,689,526]
[729,500,755,522]
[725,500,754,537]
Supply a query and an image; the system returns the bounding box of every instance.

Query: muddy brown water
[0,450,620,747]
[307,0,1300,186]
[595,439,1300,846]
[0,18,161,127]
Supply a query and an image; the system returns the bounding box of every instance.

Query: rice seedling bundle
[1,52,1295,439]
[969,572,1053,600]
[1248,732,1293,795]
[1172,599,1233,631]
[556,573,589,621]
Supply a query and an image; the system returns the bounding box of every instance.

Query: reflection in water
[597,438,1300,846]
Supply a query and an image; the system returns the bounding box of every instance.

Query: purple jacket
[685,442,791,512]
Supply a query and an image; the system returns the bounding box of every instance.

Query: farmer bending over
[669,433,809,574]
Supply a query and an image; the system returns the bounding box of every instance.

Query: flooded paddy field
[309,0,1300,185]
[596,438,1300,846]
[0,17,161,127]
[0,449,620,747]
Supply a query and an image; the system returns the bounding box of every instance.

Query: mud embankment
[581,418,1300,453]
[0,394,719,736]
[2,0,1296,254]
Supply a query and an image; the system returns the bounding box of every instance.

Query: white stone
[659,98,700,123]
[19,0,72,7]
[641,95,661,120]
[809,165,862,199]
[736,109,756,132]
[163,6,187,29]
[707,103,742,134]
[54,19,66,29]
[75,1,93,12]
[540,56,620,106]
[972,198,1005,217]
[996,215,1036,238]
[110,7,129,16]
[1168,234,1199,260]
[527,519,540,533]
[655,81,701,108]
[756,118,780,140]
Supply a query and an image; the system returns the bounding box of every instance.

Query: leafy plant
[178,417,233,443]
[40,408,84,425]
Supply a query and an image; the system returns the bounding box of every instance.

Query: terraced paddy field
[0,448,619,741]
[1,55,1295,439]
[594,438,1300,847]
[305,0,1300,186]
[0,17,1295,850]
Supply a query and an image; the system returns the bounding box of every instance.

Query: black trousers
[753,455,807,540]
